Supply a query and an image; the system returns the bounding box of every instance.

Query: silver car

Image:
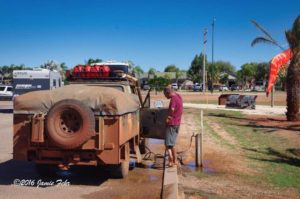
[219,85,229,91]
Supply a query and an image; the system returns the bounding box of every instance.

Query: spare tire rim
[59,109,82,134]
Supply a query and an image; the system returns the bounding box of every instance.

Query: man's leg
[168,148,173,163]
[171,146,177,164]
[167,146,174,166]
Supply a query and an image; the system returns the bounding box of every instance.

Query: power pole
[211,18,216,93]
[196,110,203,167]
[202,29,207,94]
[271,86,275,107]
[212,18,215,68]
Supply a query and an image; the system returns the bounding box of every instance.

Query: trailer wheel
[110,143,130,178]
[46,99,95,149]
[110,160,129,179]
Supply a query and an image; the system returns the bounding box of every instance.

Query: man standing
[163,87,183,167]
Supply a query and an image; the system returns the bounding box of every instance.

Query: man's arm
[166,107,175,124]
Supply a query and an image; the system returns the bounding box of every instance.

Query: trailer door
[140,90,168,139]
[140,107,168,139]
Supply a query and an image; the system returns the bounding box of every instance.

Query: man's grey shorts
[165,126,180,147]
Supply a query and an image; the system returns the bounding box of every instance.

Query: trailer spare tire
[46,99,95,149]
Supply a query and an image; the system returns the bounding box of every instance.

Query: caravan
[13,68,62,97]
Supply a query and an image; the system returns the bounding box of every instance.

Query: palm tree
[132,66,144,79]
[148,67,156,79]
[251,20,288,107]
[40,60,67,80]
[285,15,300,121]
[251,20,288,90]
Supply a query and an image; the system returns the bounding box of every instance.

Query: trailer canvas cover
[14,84,140,115]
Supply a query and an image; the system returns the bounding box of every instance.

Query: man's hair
[163,86,173,94]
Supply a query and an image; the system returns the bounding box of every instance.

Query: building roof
[220,72,236,80]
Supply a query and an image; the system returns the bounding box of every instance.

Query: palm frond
[251,37,279,47]
[251,20,285,50]
[251,20,274,40]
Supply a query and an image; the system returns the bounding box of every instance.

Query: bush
[148,76,171,91]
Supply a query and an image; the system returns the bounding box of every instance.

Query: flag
[266,48,293,96]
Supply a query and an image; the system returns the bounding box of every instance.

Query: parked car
[193,83,202,92]
[143,84,150,90]
[219,85,229,91]
[171,83,178,90]
[0,85,13,100]
[230,84,240,91]
[253,85,265,92]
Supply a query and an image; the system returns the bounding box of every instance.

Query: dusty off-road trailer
[13,62,166,178]
[13,68,62,98]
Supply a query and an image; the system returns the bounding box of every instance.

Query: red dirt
[146,90,287,105]
[177,110,300,199]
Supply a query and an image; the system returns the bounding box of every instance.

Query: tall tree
[125,60,135,69]
[164,64,178,72]
[148,76,170,91]
[164,64,183,83]
[132,66,144,78]
[187,53,207,82]
[255,62,269,82]
[87,58,102,65]
[214,61,235,74]
[207,62,220,91]
[0,64,31,83]
[237,63,256,89]
[285,15,300,121]
[40,60,67,80]
[148,67,156,79]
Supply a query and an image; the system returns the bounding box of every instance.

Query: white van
[0,85,13,100]
[171,83,178,90]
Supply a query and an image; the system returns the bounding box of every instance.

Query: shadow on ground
[239,123,300,132]
[0,159,110,187]
[243,147,300,167]
[208,112,300,132]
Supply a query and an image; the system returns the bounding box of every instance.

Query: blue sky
[0,0,299,72]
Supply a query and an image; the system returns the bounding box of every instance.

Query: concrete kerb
[162,165,179,199]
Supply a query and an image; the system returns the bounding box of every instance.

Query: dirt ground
[1,91,298,198]
[176,110,300,199]
[147,91,299,199]
[147,90,287,106]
